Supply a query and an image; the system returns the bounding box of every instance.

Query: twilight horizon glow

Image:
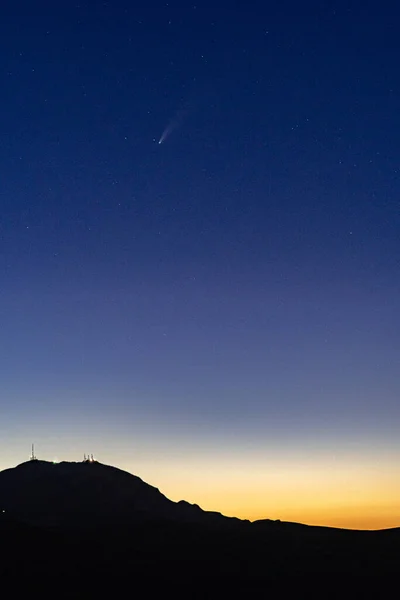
[1,0,399,531]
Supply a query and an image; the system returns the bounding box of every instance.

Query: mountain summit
[1,460,400,585]
[0,459,242,528]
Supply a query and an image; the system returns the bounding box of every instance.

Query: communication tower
[30,444,37,461]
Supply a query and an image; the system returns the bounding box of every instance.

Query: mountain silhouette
[0,459,243,528]
[1,459,400,593]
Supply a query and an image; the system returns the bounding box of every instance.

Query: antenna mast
[30,443,37,461]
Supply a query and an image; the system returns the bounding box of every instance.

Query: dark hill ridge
[0,459,244,528]
[1,461,400,587]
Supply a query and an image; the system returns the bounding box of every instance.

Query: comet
[158,107,190,145]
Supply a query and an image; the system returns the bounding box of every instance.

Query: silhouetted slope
[1,460,400,592]
[0,460,242,528]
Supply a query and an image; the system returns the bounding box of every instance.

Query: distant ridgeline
[29,444,97,464]
[0,457,245,529]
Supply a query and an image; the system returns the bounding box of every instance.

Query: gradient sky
[1,1,399,530]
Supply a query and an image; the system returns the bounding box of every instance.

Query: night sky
[1,1,399,529]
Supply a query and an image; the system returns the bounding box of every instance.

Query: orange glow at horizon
[120,449,400,531]
[2,430,400,531]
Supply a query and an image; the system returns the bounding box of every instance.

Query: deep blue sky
[1,1,399,526]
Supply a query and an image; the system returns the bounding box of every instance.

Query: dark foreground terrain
[0,460,398,596]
